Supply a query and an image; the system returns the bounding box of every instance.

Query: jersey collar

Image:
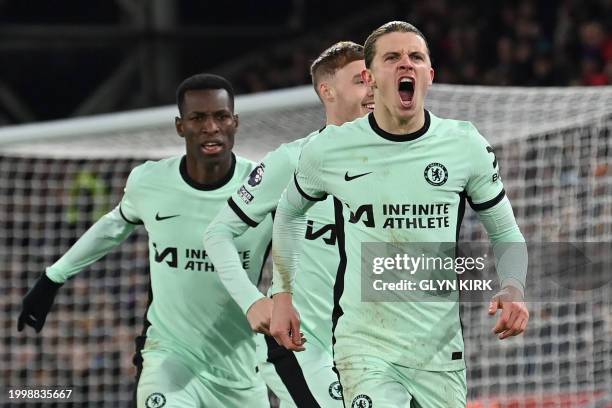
[179,153,237,191]
[368,110,430,142]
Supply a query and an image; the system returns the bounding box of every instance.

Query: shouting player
[18,74,272,408]
[270,22,529,407]
[204,41,373,407]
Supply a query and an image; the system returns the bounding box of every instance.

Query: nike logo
[344,171,372,181]
[155,212,180,221]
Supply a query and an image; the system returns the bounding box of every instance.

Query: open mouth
[398,77,414,107]
[363,102,375,111]
[201,141,224,154]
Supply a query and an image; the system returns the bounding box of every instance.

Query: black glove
[17,274,63,333]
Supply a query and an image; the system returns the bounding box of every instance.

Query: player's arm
[465,126,528,340]
[204,148,294,335]
[270,142,327,351]
[477,198,528,339]
[18,167,143,333]
[204,206,272,334]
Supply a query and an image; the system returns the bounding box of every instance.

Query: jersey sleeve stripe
[227,197,259,227]
[293,173,327,202]
[467,189,506,211]
[119,206,143,225]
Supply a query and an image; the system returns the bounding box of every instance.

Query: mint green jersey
[291,111,505,371]
[229,131,337,352]
[119,155,272,387]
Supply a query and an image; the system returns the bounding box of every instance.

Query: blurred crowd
[233,0,612,93]
[2,0,610,126]
[0,158,147,406]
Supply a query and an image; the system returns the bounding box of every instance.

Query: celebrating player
[270,22,529,407]
[18,74,272,408]
[204,41,373,407]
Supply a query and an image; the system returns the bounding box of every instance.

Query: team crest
[352,394,372,408]
[248,163,265,187]
[328,380,343,400]
[424,162,448,186]
[145,392,166,408]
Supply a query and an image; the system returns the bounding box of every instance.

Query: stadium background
[1,0,611,407]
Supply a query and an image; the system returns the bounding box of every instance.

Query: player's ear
[362,69,375,89]
[233,113,239,129]
[175,116,184,138]
[319,82,335,103]
[428,67,434,86]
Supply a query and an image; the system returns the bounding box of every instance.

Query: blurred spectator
[230,0,612,93]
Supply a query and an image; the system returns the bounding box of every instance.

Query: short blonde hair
[310,41,364,96]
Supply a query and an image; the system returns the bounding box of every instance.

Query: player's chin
[396,96,421,117]
[395,104,417,120]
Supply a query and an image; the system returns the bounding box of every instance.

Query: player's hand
[246,297,273,336]
[488,285,529,340]
[17,273,63,333]
[270,292,306,352]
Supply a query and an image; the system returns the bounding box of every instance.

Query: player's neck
[326,116,344,126]
[185,153,234,186]
[325,106,346,126]
[374,107,425,136]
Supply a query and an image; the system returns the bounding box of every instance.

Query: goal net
[1,84,611,407]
